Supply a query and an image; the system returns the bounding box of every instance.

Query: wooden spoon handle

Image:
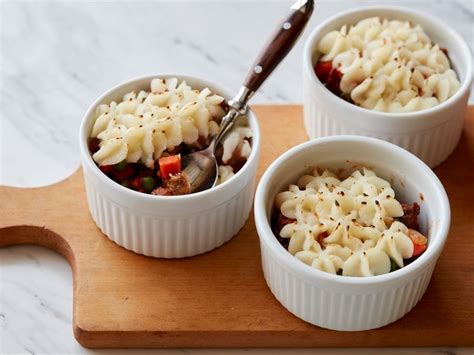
[242,0,314,94]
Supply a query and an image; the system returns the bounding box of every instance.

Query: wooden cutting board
[1,105,473,348]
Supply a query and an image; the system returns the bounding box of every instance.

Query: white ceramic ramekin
[303,6,472,168]
[254,135,450,331]
[79,75,260,258]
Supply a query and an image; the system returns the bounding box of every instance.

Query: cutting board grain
[1,105,473,348]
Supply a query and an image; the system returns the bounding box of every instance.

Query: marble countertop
[1,0,472,353]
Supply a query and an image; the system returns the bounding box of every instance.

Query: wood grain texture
[0,105,473,348]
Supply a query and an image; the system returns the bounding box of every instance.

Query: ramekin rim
[254,135,451,286]
[78,73,261,203]
[303,5,473,120]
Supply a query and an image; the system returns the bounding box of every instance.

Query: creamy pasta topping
[274,169,417,277]
[317,17,460,112]
[91,78,252,175]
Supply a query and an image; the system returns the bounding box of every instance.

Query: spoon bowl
[182,148,218,193]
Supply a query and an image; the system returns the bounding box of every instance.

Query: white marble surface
[0,0,473,353]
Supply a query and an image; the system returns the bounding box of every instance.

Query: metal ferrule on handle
[209,108,241,150]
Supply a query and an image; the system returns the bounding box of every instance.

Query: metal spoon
[182,0,315,193]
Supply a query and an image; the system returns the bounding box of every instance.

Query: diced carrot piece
[408,229,428,257]
[408,229,427,245]
[159,154,181,180]
[413,243,427,257]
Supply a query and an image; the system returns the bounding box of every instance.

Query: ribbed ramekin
[303,6,472,168]
[254,136,450,331]
[79,75,260,258]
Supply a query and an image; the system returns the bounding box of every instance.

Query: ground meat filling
[271,211,296,250]
[151,187,174,196]
[150,172,191,196]
[88,135,247,196]
[399,203,421,230]
[162,173,191,195]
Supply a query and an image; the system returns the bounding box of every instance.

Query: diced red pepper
[113,164,135,181]
[326,66,343,96]
[314,60,343,96]
[314,61,333,83]
[159,154,181,180]
[137,168,155,178]
[99,165,115,175]
[88,138,100,154]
